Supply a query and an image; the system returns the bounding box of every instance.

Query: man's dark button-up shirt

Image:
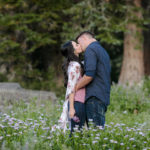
[84,41,111,106]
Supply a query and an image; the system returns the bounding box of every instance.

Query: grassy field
[0,83,150,150]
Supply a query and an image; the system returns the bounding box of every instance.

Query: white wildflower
[96,133,100,136]
[74,135,79,138]
[42,127,50,130]
[125,135,129,138]
[47,136,52,139]
[95,137,99,140]
[88,119,93,122]
[133,145,136,147]
[110,140,114,143]
[129,138,135,141]
[92,141,98,144]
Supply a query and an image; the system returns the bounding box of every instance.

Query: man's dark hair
[76,31,95,41]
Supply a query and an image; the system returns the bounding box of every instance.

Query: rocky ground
[0,82,57,104]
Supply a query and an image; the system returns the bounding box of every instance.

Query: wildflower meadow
[0,83,150,150]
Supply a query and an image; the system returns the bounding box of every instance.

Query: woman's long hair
[61,41,84,88]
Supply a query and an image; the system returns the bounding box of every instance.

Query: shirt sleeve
[84,48,97,78]
[66,62,80,97]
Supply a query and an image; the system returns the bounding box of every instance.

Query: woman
[59,40,85,134]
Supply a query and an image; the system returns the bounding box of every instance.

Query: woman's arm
[69,92,75,118]
[66,62,81,119]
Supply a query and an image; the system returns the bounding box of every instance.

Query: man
[75,31,111,128]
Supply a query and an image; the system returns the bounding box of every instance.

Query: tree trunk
[144,27,150,76]
[119,0,144,85]
[143,0,150,76]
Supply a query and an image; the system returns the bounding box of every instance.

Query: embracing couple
[59,31,111,134]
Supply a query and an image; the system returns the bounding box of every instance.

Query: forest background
[0,0,150,96]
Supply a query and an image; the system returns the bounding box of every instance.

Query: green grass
[0,84,150,150]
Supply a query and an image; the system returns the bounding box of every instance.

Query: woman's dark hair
[61,41,84,88]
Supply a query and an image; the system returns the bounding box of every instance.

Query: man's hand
[69,108,75,118]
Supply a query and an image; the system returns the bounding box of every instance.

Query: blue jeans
[85,97,107,128]
[68,101,85,133]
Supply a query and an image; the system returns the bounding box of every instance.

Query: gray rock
[0,82,22,90]
[0,82,57,102]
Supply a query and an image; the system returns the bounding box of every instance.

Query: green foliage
[143,76,150,96]
[0,0,150,89]
[109,84,150,114]
[0,73,8,82]
[14,66,65,97]
[62,0,131,44]
[0,0,72,90]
